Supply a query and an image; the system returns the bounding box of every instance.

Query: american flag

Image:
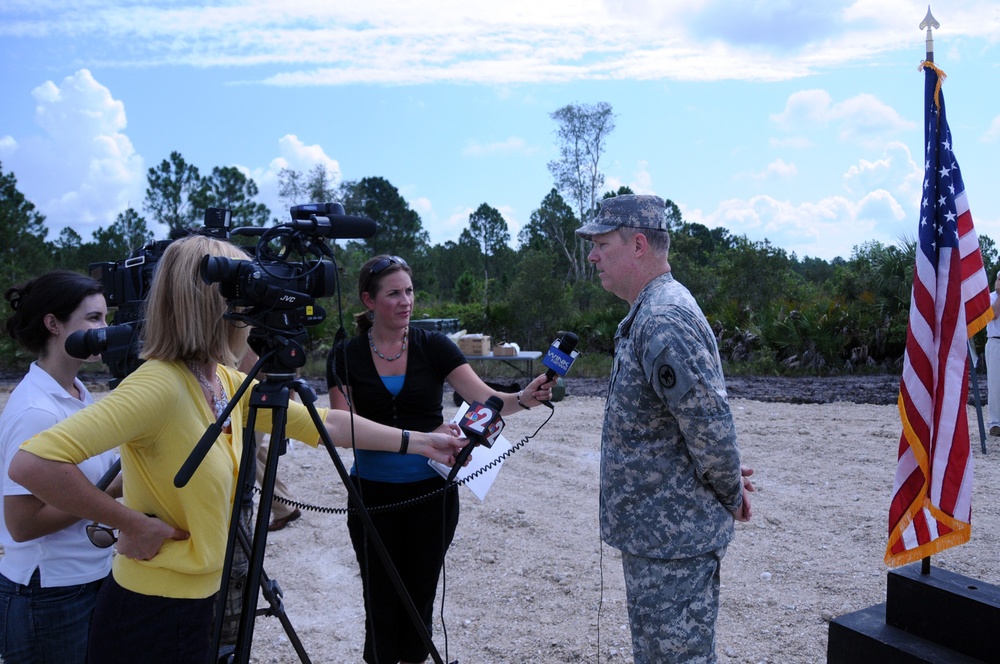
[885,62,993,567]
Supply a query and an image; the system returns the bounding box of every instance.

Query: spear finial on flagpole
[920,6,940,62]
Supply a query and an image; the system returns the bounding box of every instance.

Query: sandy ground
[4,377,1000,663]
[239,383,1000,664]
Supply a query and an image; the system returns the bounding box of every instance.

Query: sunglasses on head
[363,256,408,292]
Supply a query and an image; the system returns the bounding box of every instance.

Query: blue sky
[2,1,999,261]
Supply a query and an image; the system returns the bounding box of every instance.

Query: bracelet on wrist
[516,391,531,410]
[399,429,410,455]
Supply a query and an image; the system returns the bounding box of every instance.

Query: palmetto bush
[571,306,626,355]
[711,292,903,375]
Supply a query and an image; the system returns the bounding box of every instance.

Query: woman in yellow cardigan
[9,234,464,664]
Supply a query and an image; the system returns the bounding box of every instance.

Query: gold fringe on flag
[885,395,972,567]
[919,61,947,115]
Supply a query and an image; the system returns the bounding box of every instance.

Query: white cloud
[0,135,17,155]
[828,94,916,143]
[739,158,798,181]
[683,188,910,260]
[606,159,656,196]
[248,134,342,220]
[855,189,907,225]
[843,141,922,203]
[410,196,433,216]
[981,115,1000,143]
[705,123,923,260]
[409,196,451,246]
[461,137,534,157]
[770,89,833,130]
[494,204,523,244]
[685,0,844,49]
[441,207,476,244]
[3,69,144,239]
[769,136,811,149]
[771,90,915,147]
[5,1,999,86]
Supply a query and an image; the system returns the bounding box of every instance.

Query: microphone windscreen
[328,216,378,239]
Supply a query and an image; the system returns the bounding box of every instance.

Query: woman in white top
[0,270,118,663]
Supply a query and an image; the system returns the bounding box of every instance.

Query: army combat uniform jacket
[601,272,743,560]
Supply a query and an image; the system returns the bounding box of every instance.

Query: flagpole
[920,6,939,63]
[918,6,940,577]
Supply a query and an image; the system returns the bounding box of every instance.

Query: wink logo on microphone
[542,332,580,379]
[543,349,573,373]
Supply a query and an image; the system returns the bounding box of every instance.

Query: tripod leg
[212,405,263,662]
[232,382,293,662]
[217,515,311,664]
[216,375,447,664]
[290,380,448,664]
[236,521,311,662]
[208,378,311,664]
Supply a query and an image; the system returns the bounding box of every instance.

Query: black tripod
[216,505,310,662]
[174,342,451,664]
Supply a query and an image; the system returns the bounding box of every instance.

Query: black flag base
[827,563,1000,662]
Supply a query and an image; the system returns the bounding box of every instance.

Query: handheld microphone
[448,395,505,483]
[542,331,580,381]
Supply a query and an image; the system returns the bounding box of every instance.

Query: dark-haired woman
[327,255,553,664]
[0,270,118,663]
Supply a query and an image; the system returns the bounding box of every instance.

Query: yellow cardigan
[20,359,326,599]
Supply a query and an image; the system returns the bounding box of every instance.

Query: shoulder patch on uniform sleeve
[658,364,676,390]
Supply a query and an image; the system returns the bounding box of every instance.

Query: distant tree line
[3,101,997,376]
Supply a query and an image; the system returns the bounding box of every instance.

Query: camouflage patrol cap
[575,194,668,239]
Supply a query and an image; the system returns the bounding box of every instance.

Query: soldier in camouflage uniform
[576,194,754,664]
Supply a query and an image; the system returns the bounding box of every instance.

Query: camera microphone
[447,395,505,483]
[288,215,378,239]
[542,331,580,381]
[287,202,378,239]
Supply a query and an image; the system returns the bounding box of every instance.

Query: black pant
[87,574,216,664]
[347,475,460,664]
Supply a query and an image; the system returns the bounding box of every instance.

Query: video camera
[203,202,376,372]
[68,203,376,382]
[67,208,234,386]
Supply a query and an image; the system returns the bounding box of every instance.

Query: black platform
[828,564,1000,663]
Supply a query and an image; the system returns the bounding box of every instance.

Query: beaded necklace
[187,361,231,429]
[368,326,408,362]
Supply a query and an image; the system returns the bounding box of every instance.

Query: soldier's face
[588,230,632,300]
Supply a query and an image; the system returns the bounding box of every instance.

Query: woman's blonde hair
[140,235,251,367]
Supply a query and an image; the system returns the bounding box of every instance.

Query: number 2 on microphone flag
[428,402,512,502]
[886,62,994,567]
